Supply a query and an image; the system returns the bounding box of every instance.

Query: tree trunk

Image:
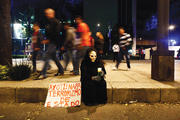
[0,0,12,65]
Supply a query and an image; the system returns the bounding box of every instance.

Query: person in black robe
[80,48,107,106]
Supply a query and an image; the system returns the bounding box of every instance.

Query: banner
[45,82,81,107]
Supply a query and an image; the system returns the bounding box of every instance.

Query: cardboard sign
[45,82,81,107]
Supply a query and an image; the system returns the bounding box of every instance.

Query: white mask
[89,51,97,62]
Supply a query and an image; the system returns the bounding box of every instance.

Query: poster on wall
[45,82,81,107]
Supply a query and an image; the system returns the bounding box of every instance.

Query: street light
[97,23,100,27]
[96,23,101,31]
[169,25,175,31]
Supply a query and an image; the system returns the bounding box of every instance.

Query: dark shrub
[8,64,31,81]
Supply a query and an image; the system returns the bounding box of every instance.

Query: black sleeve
[55,20,62,49]
[80,60,91,83]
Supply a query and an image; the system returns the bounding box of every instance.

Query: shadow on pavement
[67,103,106,115]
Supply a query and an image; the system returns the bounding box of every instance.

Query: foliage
[0,65,9,80]
[8,63,31,81]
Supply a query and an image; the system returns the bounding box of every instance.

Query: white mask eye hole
[90,55,96,58]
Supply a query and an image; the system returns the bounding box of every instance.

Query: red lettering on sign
[53,85,56,90]
[47,101,51,107]
[71,100,80,107]
[57,91,61,97]
[54,101,59,107]
[54,91,58,97]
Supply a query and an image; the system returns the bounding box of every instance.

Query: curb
[0,87,180,103]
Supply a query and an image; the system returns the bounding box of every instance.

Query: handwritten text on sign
[45,82,81,107]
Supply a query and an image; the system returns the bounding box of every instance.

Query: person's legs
[41,57,50,78]
[124,50,131,69]
[40,45,54,78]
[50,44,64,75]
[113,52,116,62]
[32,51,38,72]
[81,46,90,58]
[63,50,70,71]
[72,49,80,75]
[115,51,122,69]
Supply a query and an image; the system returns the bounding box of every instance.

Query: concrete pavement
[0,60,180,103]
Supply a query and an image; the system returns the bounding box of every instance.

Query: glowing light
[13,23,23,39]
[97,23,100,27]
[13,23,26,39]
[67,20,71,23]
[169,25,175,30]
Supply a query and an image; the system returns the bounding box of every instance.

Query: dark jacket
[64,27,76,50]
[95,38,104,51]
[32,31,43,51]
[45,18,63,48]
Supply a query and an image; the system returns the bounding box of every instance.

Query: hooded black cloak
[80,48,107,105]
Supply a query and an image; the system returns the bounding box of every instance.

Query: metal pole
[157,0,169,55]
[132,0,136,56]
[151,0,174,81]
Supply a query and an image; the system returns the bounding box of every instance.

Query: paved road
[1,103,180,120]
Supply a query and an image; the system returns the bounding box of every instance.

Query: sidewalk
[0,60,180,103]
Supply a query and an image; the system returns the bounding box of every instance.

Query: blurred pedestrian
[177,48,180,59]
[80,48,107,106]
[113,27,133,70]
[111,24,120,62]
[150,47,153,59]
[139,47,144,60]
[95,32,104,58]
[62,23,79,75]
[75,16,92,57]
[36,8,64,79]
[31,23,43,73]
[89,32,95,48]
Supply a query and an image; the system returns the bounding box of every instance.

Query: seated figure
[80,48,107,106]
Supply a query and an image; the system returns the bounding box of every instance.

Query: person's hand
[91,76,101,81]
[99,71,104,77]
[41,40,49,44]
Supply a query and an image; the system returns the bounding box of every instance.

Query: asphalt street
[1,103,180,120]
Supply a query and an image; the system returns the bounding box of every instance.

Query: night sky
[11,0,180,44]
[11,0,83,25]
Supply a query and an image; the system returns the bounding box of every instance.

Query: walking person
[150,47,153,59]
[113,27,133,70]
[75,16,92,58]
[70,16,92,75]
[111,24,120,62]
[62,23,79,75]
[95,32,104,58]
[177,48,180,59]
[36,8,64,79]
[31,23,43,73]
